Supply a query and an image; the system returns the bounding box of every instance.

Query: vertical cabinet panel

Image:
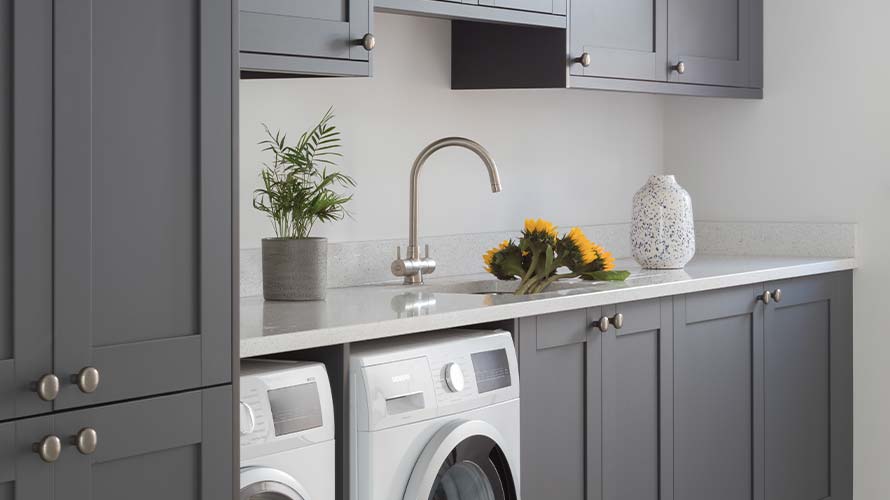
[570,0,666,80]
[53,0,232,410]
[0,417,54,500]
[518,310,591,500]
[598,299,673,500]
[667,0,755,87]
[763,274,851,500]
[673,286,764,500]
[54,387,233,500]
[0,0,53,420]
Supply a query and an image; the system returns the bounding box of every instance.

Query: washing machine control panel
[353,330,520,431]
[239,360,335,460]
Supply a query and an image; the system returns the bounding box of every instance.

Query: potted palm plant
[253,108,355,301]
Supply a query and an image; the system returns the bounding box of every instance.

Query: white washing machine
[240,360,336,500]
[350,329,520,500]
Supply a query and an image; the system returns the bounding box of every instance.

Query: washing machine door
[404,420,518,500]
[240,466,311,500]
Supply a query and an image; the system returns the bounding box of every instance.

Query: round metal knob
[672,61,686,74]
[444,362,465,393]
[757,290,772,304]
[772,289,783,303]
[73,367,100,394]
[71,428,98,455]
[33,374,60,402]
[360,33,376,51]
[239,402,256,435]
[611,313,624,330]
[596,316,610,333]
[32,435,61,463]
[577,52,592,67]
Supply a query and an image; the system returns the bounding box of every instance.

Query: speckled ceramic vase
[631,175,696,269]
[262,237,327,301]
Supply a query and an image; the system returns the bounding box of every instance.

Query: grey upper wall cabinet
[0,387,232,500]
[52,0,233,411]
[518,298,673,500]
[452,0,763,97]
[0,0,54,422]
[374,0,567,28]
[240,0,374,78]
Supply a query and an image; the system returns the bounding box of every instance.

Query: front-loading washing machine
[240,360,335,500]
[350,329,520,500]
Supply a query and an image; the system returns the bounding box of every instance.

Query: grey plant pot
[262,237,327,301]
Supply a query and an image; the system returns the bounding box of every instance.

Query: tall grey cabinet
[0,0,236,498]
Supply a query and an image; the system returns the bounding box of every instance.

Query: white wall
[662,1,890,498]
[239,13,663,249]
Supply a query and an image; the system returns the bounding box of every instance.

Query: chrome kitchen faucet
[391,137,502,285]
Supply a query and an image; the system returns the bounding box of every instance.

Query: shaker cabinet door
[667,0,758,87]
[596,299,673,500]
[762,273,852,500]
[53,0,233,410]
[672,285,764,500]
[0,0,53,420]
[54,387,233,500]
[0,417,54,500]
[570,0,667,81]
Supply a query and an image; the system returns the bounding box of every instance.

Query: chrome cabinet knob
[671,61,686,74]
[577,52,592,67]
[596,314,624,332]
[32,374,60,402]
[611,313,624,330]
[72,367,100,394]
[596,316,610,332]
[772,289,783,303]
[757,290,772,304]
[71,428,98,455]
[359,33,376,51]
[32,435,62,463]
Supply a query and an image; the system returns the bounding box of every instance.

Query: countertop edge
[240,258,856,357]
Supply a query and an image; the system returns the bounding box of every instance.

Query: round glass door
[428,435,517,500]
[240,467,309,500]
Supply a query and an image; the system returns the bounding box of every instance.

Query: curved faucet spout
[409,137,502,258]
[392,137,503,285]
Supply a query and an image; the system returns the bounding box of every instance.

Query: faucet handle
[396,246,402,260]
[424,244,430,259]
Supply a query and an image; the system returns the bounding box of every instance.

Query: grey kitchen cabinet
[240,0,374,77]
[518,298,673,500]
[0,0,53,421]
[667,0,762,88]
[762,273,852,500]
[569,0,666,81]
[477,0,566,15]
[49,0,234,411]
[0,387,232,500]
[672,284,764,500]
[375,0,567,27]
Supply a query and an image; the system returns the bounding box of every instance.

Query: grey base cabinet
[518,298,673,500]
[0,386,232,500]
[518,272,852,500]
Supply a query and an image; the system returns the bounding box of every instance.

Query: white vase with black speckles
[631,175,696,269]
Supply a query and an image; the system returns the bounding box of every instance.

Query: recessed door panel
[667,0,751,86]
[54,0,232,409]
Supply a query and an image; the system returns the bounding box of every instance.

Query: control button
[444,362,465,393]
[239,401,256,435]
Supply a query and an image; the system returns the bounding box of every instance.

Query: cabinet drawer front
[535,308,593,350]
[53,0,232,410]
[241,0,348,20]
[240,12,352,60]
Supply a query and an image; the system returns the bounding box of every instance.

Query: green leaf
[581,270,631,281]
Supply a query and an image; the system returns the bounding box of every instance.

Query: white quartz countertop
[240,255,856,357]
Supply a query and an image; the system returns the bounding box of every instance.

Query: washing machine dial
[444,362,465,392]
[239,401,256,435]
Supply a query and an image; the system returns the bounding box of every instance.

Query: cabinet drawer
[240,12,352,59]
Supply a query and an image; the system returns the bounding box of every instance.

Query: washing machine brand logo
[391,373,411,383]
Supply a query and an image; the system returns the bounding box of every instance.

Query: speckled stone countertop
[240,255,856,357]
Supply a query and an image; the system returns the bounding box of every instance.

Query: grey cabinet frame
[0,0,53,422]
[53,0,233,410]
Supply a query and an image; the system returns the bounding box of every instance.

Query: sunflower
[563,227,599,266]
[523,218,559,239]
[592,242,615,271]
[483,240,511,273]
[482,240,524,280]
